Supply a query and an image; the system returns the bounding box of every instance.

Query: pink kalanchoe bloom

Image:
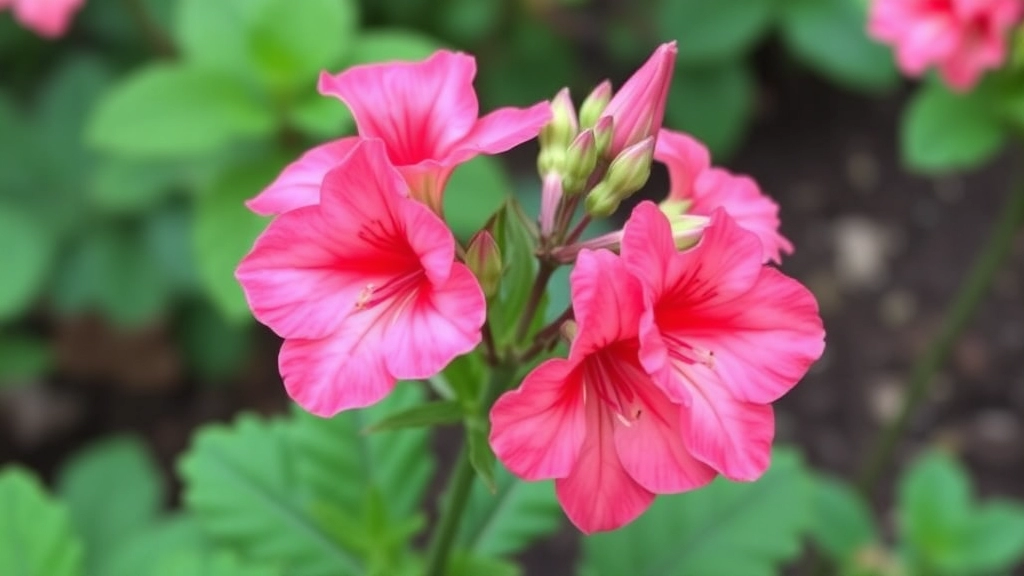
[656,129,793,264]
[869,0,1023,90]
[1,0,84,37]
[248,50,551,216]
[490,249,717,534]
[236,139,486,416]
[599,42,677,159]
[621,202,825,481]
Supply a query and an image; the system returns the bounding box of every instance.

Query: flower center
[583,345,649,427]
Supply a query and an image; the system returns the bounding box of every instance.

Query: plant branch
[514,260,556,343]
[857,175,1024,496]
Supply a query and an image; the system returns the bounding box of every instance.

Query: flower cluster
[236,44,825,533]
[1,0,84,38]
[869,0,1023,90]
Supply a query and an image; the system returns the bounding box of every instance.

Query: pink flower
[248,50,551,216]
[655,129,793,264]
[489,249,717,534]
[869,0,1023,90]
[621,202,825,481]
[1,0,84,37]
[236,139,485,416]
[599,42,677,159]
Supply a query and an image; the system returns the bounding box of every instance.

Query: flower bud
[669,214,709,250]
[465,230,502,299]
[562,129,598,195]
[603,136,655,199]
[539,88,578,152]
[537,146,566,176]
[600,42,676,159]
[578,80,612,128]
[584,182,620,218]
[592,116,614,161]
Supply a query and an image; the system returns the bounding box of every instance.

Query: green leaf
[367,400,466,431]
[780,0,899,92]
[0,335,52,385]
[902,82,1006,173]
[89,158,189,215]
[658,0,774,65]
[0,467,84,576]
[193,157,282,322]
[177,301,252,381]
[811,476,878,561]
[456,463,562,557]
[898,449,973,569]
[443,156,511,240]
[488,200,538,344]
[433,0,502,45]
[287,94,354,140]
[153,549,282,576]
[103,515,206,576]
[466,419,497,493]
[88,64,275,158]
[447,553,520,576]
[175,0,269,78]
[580,449,812,576]
[940,502,1024,574]
[56,436,165,574]
[478,18,574,107]
[665,60,755,159]
[178,414,362,576]
[0,206,57,321]
[346,29,445,65]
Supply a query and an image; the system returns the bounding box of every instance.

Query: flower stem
[857,175,1024,496]
[423,363,519,576]
[514,261,556,343]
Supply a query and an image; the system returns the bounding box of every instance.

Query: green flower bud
[562,129,598,195]
[578,80,612,128]
[464,230,502,299]
[539,88,578,152]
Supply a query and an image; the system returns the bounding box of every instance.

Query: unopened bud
[537,146,566,176]
[465,231,502,299]
[603,136,655,199]
[592,116,614,161]
[584,182,620,218]
[670,214,709,250]
[562,129,598,195]
[539,88,578,151]
[658,198,692,219]
[601,42,676,158]
[578,80,612,128]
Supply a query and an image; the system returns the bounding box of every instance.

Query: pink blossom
[1,0,84,37]
[655,129,793,264]
[490,249,716,534]
[621,202,825,481]
[599,42,677,159]
[236,139,485,416]
[248,50,550,216]
[869,0,1023,90]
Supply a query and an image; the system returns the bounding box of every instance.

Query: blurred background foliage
[3,0,1024,575]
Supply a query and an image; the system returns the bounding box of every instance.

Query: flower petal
[490,359,587,480]
[655,129,711,202]
[555,399,654,533]
[246,138,358,216]
[569,249,645,358]
[384,264,484,379]
[447,102,552,163]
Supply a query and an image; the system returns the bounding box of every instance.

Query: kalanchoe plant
[235,41,826,572]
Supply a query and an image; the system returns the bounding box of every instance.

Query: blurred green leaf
[56,436,165,575]
[940,502,1024,574]
[488,200,538,345]
[179,414,362,576]
[811,476,878,562]
[145,204,201,296]
[0,335,51,385]
[898,450,973,569]
[446,553,520,576]
[780,0,899,92]
[37,56,112,180]
[346,29,445,65]
[0,467,84,576]
[177,301,252,381]
[175,0,269,78]
[104,515,206,576]
[367,400,466,431]
[89,159,188,214]
[902,82,1006,173]
[192,157,282,322]
[288,94,354,140]
[88,64,275,158]
[456,463,562,557]
[478,18,573,107]
[658,0,774,65]
[0,206,56,321]
[152,549,282,576]
[665,60,755,159]
[443,156,511,239]
[434,0,502,45]
[466,419,497,493]
[580,449,812,576]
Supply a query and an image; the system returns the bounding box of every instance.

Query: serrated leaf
[811,476,878,561]
[658,0,774,65]
[902,82,1006,173]
[456,463,562,557]
[665,60,755,159]
[0,335,52,385]
[0,467,84,576]
[780,0,899,92]
[580,449,812,576]
[193,157,283,322]
[87,64,275,158]
[178,414,362,576]
[0,206,57,321]
[367,400,466,431]
[56,436,165,574]
[443,156,511,240]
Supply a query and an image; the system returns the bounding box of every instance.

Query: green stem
[514,261,556,343]
[857,176,1024,496]
[423,364,519,576]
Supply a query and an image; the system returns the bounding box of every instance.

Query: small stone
[869,374,905,424]
[833,216,894,291]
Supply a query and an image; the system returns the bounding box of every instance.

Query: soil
[2,39,1023,576]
